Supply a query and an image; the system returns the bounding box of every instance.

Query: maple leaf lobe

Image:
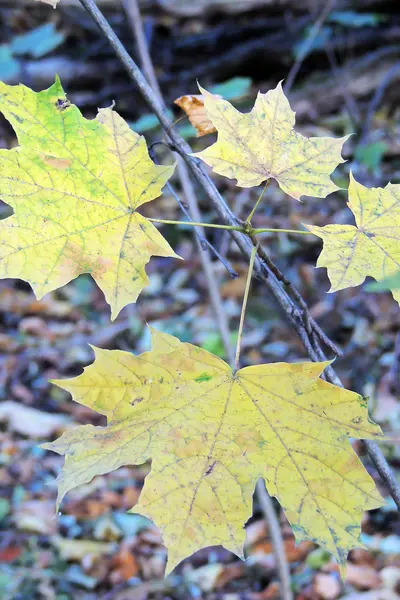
[193,82,348,200]
[44,327,383,575]
[307,172,400,305]
[0,79,178,319]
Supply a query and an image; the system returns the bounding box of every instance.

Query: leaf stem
[246,180,271,223]
[148,217,313,237]
[234,244,258,371]
[147,217,244,232]
[252,227,312,235]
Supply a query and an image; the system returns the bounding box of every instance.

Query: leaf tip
[39,441,52,452]
[196,81,207,96]
[53,74,65,97]
[48,378,63,388]
[109,307,121,322]
[348,169,358,185]
[338,560,347,580]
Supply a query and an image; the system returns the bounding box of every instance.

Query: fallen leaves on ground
[0,78,178,319]
[314,572,342,600]
[44,328,383,574]
[346,563,382,590]
[193,82,348,199]
[1,276,398,598]
[53,536,117,561]
[308,174,400,305]
[0,401,71,437]
[14,500,57,535]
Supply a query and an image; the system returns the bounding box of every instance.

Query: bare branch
[78,0,400,510]
[284,0,337,94]
[121,0,235,367]
[121,0,162,97]
[149,145,239,278]
[256,480,293,600]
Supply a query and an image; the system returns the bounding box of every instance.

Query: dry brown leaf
[0,401,70,438]
[315,573,342,600]
[110,547,139,583]
[174,94,219,136]
[284,539,315,562]
[346,563,381,590]
[14,500,57,535]
[184,564,225,592]
[245,519,268,548]
[215,562,246,588]
[53,536,117,561]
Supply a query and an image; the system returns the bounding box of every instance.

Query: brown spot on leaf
[130,397,144,406]
[63,241,114,279]
[205,461,217,476]
[43,157,72,170]
[56,98,71,111]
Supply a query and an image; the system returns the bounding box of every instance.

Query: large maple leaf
[307,173,400,305]
[0,79,178,319]
[43,328,383,574]
[193,82,349,200]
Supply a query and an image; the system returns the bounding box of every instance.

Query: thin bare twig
[78,0,400,510]
[360,63,400,145]
[176,160,236,367]
[324,44,361,126]
[256,480,293,600]
[249,233,342,357]
[122,0,235,367]
[149,143,238,278]
[284,0,337,94]
[121,0,162,97]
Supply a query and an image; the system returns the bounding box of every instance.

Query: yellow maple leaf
[43,328,383,575]
[0,79,178,319]
[193,82,349,200]
[307,173,400,305]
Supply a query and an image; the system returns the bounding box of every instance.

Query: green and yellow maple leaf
[43,328,383,575]
[0,79,178,319]
[307,173,400,305]
[193,82,349,200]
